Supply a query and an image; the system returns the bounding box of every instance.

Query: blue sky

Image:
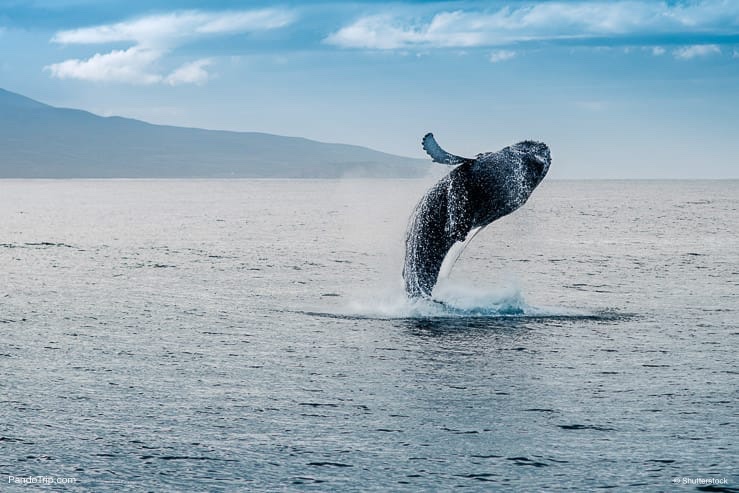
[1,0,738,178]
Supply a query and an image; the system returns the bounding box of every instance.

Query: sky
[1,0,738,178]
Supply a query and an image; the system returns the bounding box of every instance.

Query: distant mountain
[0,88,429,178]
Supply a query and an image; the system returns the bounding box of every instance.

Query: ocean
[1,179,737,491]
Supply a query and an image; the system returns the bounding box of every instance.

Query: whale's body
[403,133,551,298]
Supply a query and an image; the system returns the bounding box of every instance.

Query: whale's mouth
[533,144,551,168]
[529,147,551,181]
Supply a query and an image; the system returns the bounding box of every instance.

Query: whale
[403,133,551,298]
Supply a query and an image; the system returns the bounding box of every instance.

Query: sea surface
[1,179,737,492]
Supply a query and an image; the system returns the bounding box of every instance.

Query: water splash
[339,281,589,319]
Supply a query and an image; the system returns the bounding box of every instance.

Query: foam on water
[340,280,590,319]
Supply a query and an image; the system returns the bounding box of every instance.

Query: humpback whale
[403,133,551,298]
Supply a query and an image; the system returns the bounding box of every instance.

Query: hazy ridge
[0,88,429,178]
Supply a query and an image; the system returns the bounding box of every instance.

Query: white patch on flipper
[438,226,483,280]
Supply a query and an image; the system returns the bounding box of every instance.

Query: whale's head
[513,140,551,187]
[488,140,551,210]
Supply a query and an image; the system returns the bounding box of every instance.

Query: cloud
[673,44,721,59]
[46,9,295,85]
[52,9,294,47]
[165,59,212,86]
[325,13,487,50]
[325,1,739,50]
[45,46,164,84]
[734,49,739,58]
[651,46,666,56]
[489,49,516,63]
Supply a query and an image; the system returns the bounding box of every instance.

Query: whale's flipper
[422,133,474,166]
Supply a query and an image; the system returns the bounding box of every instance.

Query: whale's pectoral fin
[422,133,474,166]
[445,170,473,242]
